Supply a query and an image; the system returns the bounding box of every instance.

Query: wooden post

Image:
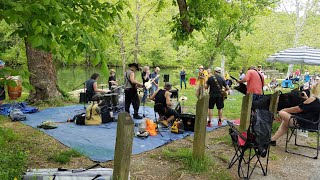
[113,112,134,180]
[269,91,280,117]
[193,95,209,160]
[239,94,253,132]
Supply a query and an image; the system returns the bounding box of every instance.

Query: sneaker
[218,120,222,126]
[270,140,276,146]
[207,123,212,127]
[133,114,143,119]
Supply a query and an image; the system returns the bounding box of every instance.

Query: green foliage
[0,127,27,179]
[48,149,82,164]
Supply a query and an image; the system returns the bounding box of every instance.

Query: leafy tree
[0,0,123,102]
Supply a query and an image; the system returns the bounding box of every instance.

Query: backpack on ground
[9,108,26,121]
[100,105,114,123]
[73,113,86,125]
[85,104,102,125]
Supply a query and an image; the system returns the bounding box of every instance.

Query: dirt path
[3,120,320,180]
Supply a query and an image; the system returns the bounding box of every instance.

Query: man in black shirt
[108,69,117,89]
[205,67,229,127]
[86,73,110,101]
[154,103,179,127]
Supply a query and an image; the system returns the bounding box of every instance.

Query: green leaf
[31,36,43,48]
[43,0,50,6]
[35,26,42,34]
[101,59,109,77]
[32,20,38,29]
[126,11,133,19]
[92,52,101,66]
[22,81,34,91]
[67,51,74,64]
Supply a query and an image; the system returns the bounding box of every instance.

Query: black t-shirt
[297,98,320,121]
[108,75,116,88]
[141,72,149,84]
[206,74,227,97]
[86,78,96,98]
[155,89,167,107]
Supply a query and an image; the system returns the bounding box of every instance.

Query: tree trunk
[134,0,140,64]
[221,55,225,77]
[25,41,61,102]
[177,0,194,33]
[119,31,126,77]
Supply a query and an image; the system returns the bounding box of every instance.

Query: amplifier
[180,113,196,132]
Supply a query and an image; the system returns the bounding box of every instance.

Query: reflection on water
[57,66,197,92]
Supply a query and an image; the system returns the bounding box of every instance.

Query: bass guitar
[144,75,160,89]
[230,75,247,95]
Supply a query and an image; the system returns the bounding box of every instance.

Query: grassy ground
[0,81,294,179]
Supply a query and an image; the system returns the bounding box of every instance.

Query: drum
[98,94,112,107]
[111,86,121,94]
[8,76,22,100]
[111,93,119,107]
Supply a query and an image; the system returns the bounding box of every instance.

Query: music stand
[163,74,169,83]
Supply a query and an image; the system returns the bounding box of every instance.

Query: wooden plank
[269,91,280,117]
[193,95,209,160]
[239,94,253,132]
[113,112,134,180]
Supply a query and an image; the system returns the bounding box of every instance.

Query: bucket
[8,76,22,100]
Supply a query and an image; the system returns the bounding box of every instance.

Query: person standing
[141,66,150,105]
[205,67,229,127]
[238,66,265,101]
[0,60,6,105]
[108,69,118,89]
[197,65,208,97]
[239,69,245,81]
[149,67,160,96]
[180,68,187,89]
[124,63,144,119]
[86,73,110,101]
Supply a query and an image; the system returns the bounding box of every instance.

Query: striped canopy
[266,46,320,65]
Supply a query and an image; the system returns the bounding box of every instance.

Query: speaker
[79,92,88,103]
[163,74,169,82]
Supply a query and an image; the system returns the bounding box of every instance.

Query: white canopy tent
[266,46,320,66]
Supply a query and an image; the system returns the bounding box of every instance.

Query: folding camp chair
[227,109,273,179]
[285,113,320,159]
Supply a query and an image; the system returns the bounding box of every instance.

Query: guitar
[144,75,160,89]
[230,75,247,95]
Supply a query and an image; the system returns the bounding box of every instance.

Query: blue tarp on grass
[22,105,225,162]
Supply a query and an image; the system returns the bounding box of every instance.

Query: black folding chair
[227,109,273,179]
[285,113,320,159]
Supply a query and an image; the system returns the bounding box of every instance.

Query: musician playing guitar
[149,67,160,96]
[125,63,144,119]
[205,67,229,127]
[141,66,150,106]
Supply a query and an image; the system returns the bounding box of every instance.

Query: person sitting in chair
[86,73,110,101]
[267,78,279,92]
[270,83,320,146]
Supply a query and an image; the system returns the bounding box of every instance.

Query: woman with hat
[124,63,144,119]
[108,69,118,90]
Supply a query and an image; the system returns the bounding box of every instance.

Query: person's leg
[271,110,293,141]
[124,90,131,113]
[208,96,214,127]
[208,109,213,122]
[132,92,141,118]
[183,79,187,89]
[180,79,183,89]
[142,88,148,104]
[216,97,224,126]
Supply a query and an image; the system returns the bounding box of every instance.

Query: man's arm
[130,72,143,87]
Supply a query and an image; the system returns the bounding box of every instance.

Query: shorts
[209,96,224,109]
[0,87,5,101]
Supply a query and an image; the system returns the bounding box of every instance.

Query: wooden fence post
[239,94,253,132]
[269,91,280,117]
[193,95,209,160]
[113,112,134,180]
